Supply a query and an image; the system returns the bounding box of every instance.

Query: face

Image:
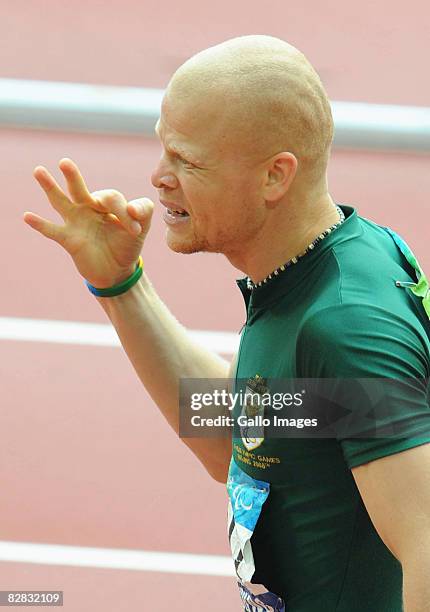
[150,90,268,257]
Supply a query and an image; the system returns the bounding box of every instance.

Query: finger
[90,190,118,214]
[23,211,66,245]
[58,158,95,205]
[104,213,122,227]
[90,189,142,236]
[33,166,73,219]
[127,198,154,239]
[127,197,154,222]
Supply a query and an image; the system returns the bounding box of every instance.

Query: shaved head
[152,35,338,266]
[166,35,334,184]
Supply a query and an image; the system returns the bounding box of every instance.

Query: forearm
[97,271,232,481]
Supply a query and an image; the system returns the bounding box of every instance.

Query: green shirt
[229,205,430,611]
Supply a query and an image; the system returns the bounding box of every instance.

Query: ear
[262,152,298,206]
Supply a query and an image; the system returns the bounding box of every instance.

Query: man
[23,35,430,611]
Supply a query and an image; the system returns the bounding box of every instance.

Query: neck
[225,191,339,283]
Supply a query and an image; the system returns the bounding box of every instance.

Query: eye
[178,156,196,169]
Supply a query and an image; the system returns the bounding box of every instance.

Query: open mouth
[166,208,190,218]
[162,203,191,226]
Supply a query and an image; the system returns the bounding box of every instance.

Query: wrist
[104,266,137,287]
[85,257,144,298]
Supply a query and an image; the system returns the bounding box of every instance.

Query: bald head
[165,35,334,184]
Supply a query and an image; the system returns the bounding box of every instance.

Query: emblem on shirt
[240,374,269,451]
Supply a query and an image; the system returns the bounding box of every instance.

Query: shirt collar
[236,205,361,311]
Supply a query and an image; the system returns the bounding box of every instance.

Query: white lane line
[0,317,238,355]
[0,541,234,576]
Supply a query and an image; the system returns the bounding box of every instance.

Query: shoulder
[296,302,430,378]
[294,213,430,377]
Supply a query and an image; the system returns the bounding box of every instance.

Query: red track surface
[1,2,430,610]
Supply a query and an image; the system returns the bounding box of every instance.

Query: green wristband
[85,257,143,297]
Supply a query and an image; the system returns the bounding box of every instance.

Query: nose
[151,157,179,190]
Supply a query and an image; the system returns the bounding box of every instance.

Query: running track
[1,1,430,610]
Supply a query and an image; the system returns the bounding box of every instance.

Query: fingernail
[131,221,142,235]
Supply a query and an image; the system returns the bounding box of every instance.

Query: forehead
[161,89,214,134]
[157,85,260,165]
[156,91,229,163]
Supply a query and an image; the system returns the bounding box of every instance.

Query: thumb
[127,197,154,227]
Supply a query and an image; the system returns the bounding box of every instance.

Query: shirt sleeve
[296,302,430,468]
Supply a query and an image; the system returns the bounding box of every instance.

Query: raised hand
[23,158,154,288]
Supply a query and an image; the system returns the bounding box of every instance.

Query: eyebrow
[154,120,201,165]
